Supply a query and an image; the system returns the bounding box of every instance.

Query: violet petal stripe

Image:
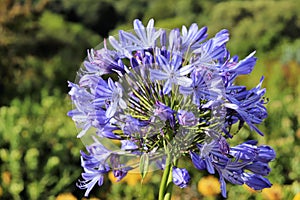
[149,69,169,80]
[178,64,194,75]
[133,19,147,43]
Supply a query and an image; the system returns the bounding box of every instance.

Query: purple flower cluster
[68,19,275,198]
[191,140,275,197]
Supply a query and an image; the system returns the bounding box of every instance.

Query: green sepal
[140,153,149,180]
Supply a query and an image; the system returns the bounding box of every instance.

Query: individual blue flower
[167,28,181,54]
[190,151,210,171]
[242,173,272,190]
[113,168,128,182]
[191,29,229,69]
[67,81,97,138]
[180,70,221,105]
[229,141,258,161]
[153,101,175,128]
[93,107,107,124]
[110,155,132,182]
[68,81,94,111]
[67,109,94,138]
[172,167,191,188]
[256,145,276,163]
[85,48,126,75]
[77,165,110,197]
[181,24,208,52]
[150,54,194,94]
[245,161,271,176]
[218,137,230,155]
[79,140,112,197]
[109,19,162,53]
[94,78,127,118]
[96,124,120,139]
[221,51,257,79]
[82,139,112,166]
[225,77,267,135]
[177,109,197,126]
[122,116,150,137]
[131,18,162,49]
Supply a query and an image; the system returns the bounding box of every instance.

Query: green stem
[163,159,178,200]
[163,166,173,200]
[158,153,172,200]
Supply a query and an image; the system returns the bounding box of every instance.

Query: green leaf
[139,153,149,180]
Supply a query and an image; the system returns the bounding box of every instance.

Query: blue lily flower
[191,139,274,198]
[68,18,275,198]
[94,78,127,118]
[150,54,194,94]
[181,24,208,52]
[77,165,110,197]
[177,109,197,126]
[172,167,191,188]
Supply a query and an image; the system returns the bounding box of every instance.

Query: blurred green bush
[0,90,83,199]
[0,1,101,106]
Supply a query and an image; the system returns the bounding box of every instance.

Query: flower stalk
[163,159,178,200]
[158,152,172,200]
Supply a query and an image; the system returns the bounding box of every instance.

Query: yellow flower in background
[1,171,11,185]
[0,186,3,197]
[123,173,143,186]
[198,175,221,196]
[56,193,77,200]
[262,184,282,200]
[293,193,300,200]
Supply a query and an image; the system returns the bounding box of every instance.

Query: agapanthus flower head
[68,18,275,198]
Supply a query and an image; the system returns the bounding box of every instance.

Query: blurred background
[0,0,300,199]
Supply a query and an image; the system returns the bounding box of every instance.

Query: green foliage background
[0,0,300,199]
